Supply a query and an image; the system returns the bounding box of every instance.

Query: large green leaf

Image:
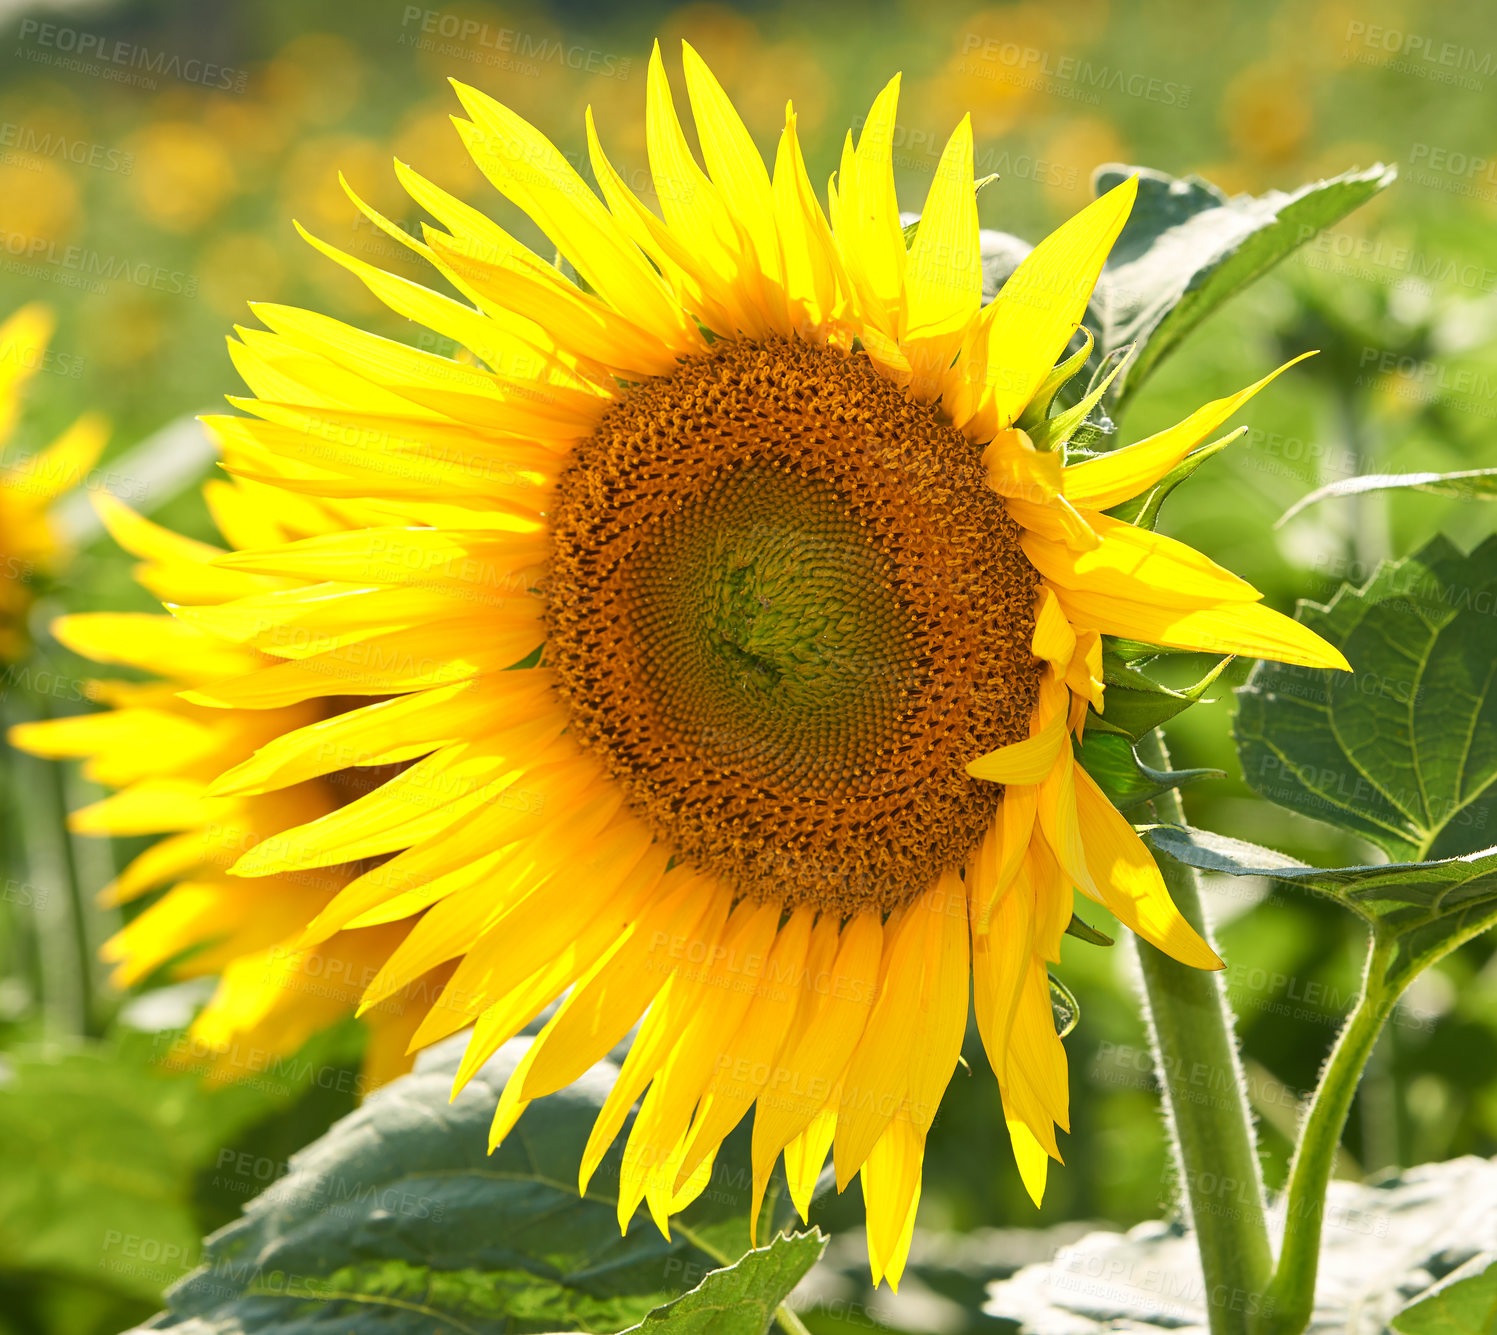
[1234,535,1497,863]
[1277,469,1497,526]
[623,1232,823,1334]
[1086,163,1396,410]
[0,1026,354,1304]
[1144,825,1497,991]
[0,1043,203,1304]
[1392,1256,1497,1335]
[133,1037,807,1335]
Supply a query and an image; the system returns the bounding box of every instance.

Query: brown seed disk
[545,337,1043,914]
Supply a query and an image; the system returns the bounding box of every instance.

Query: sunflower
[11,44,1347,1287]
[0,304,108,660]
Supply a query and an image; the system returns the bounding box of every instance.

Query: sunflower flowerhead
[12,45,1349,1289]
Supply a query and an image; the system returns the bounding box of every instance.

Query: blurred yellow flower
[200,232,287,320]
[1222,61,1313,167]
[126,121,238,232]
[0,157,78,247]
[0,304,107,659]
[262,33,365,127]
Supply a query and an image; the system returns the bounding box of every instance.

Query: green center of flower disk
[547,337,1044,914]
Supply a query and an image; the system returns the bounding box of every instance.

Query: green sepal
[1029,351,1128,453]
[1076,731,1222,812]
[1064,912,1115,947]
[1105,428,1244,530]
[1089,650,1232,741]
[1015,328,1095,435]
[1049,973,1080,1038]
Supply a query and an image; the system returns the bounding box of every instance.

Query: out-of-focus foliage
[3,2,1497,1333]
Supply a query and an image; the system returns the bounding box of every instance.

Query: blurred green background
[2,0,1496,1331]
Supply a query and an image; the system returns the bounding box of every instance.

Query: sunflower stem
[1254,932,1395,1335]
[1132,728,1273,1335]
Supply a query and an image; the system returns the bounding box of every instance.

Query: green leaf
[0,1025,352,1304]
[1077,732,1221,811]
[1105,431,1241,529]
[1090,651,1232,741]
[136,1037,799,1334]
[1086,162,1397,411]
[0,1043,203,1303]
[1143,825,1497,991]
[1391,1256,1497,1335]
[1064,913,1114,948]
[624,1232,824,1334]
[1277,469,1497,526]
[1048,974,1080,1039]
[1234,535,1497,863]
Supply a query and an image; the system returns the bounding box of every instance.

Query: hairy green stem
[1255,933,1395,1335]
[1133,729,1273,1335]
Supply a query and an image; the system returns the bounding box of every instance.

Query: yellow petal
[643,43,770,338]
[967,701,1068,785]
[181,621,542,709]
[783,1106,836,1222]
[974,175,1137,434]
[861,1116,923,1291]
[835,75,905,332]
[750,912,881,1216]
[1023,511,1262,609]
[904,115,981,339]
[681,41,783,304]
[772,104,849,338]
[1032,586,1078,668]
[675,907,815,1186]
[1006,1115,1051,1206]
[0,303,54,431]
[1052,583,1351,670]
[1069,760,1223,969]
[519,870,718,1100]
[448,80,703,358]
[1061,353,1315,510]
